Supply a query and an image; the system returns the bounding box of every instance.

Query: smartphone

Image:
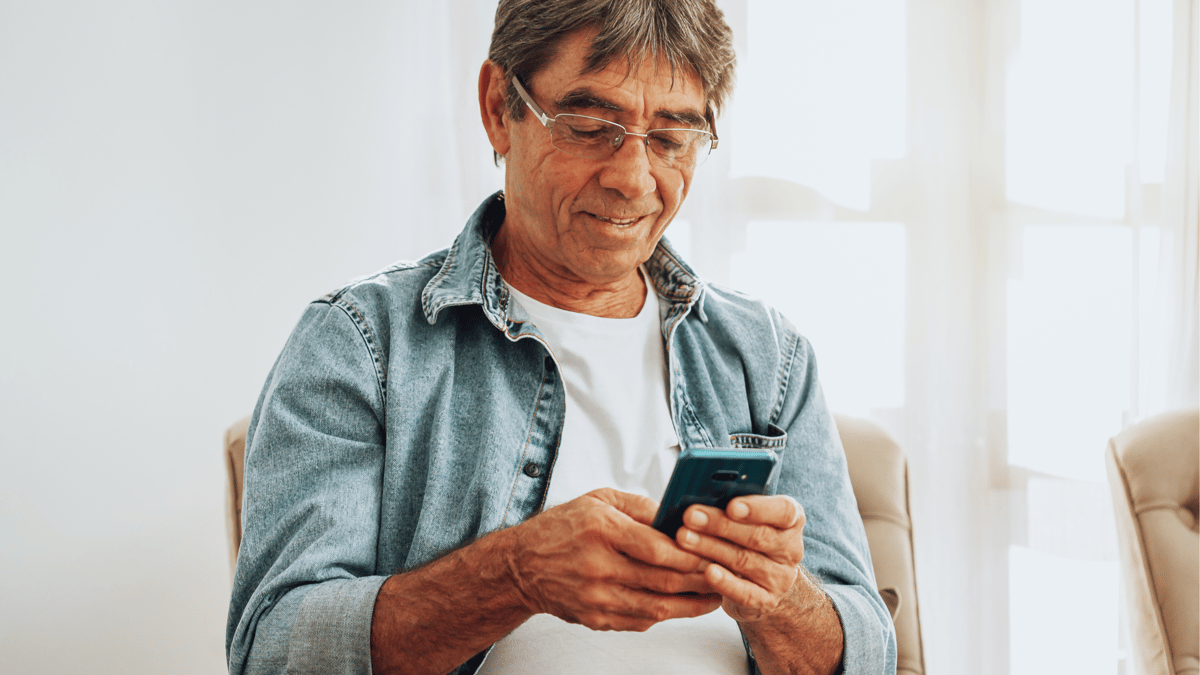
[652,448,780,538]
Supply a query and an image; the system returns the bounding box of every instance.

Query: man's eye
[562,124,609,141]
[650,130,690,153]
[651,136,684,152]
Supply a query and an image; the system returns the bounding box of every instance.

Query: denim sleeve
[764,312,898,674]
[226,300,389,675]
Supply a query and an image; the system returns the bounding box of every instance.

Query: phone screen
[651,448,779,537]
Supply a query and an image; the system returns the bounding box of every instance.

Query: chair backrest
[222,412,925,671]
[1107,408,1199,675]
[224,415,251,576]
[835,413,925,675]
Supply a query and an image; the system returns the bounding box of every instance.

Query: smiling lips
[589,212,645,227]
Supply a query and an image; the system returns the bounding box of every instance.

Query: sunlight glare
[730,0,906,210]
[1006,224,1133,481]
[730,221,906,416]
[1006,0,1134,217]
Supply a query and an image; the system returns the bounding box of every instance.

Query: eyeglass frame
[510,76,718,168]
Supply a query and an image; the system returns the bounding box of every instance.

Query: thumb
[588,488,660,525]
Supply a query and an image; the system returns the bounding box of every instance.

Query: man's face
[499,30,707,289]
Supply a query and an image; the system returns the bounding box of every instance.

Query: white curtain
[1166,0,1199,408]
[703,1,1199,674]
[424,1,1199,673]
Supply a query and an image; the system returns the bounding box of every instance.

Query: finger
[569,583,723,630]
[567,492,712,572]
[676,526,798,594]
[725,494,804,529]
[704,563,788,620]
[682,505,803,567]
[609,514,712,573]
[620,563,717,596]
[573,542,713,595]
[589,487,660,525]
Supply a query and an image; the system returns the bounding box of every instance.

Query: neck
[492,229,648,319]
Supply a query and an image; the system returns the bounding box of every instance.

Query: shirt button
[523,461,541,478]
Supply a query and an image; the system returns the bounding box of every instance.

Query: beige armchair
[835,414,925,675]
[223,416,250,575]
[1107,408,1199,675]
[223,413,924,671]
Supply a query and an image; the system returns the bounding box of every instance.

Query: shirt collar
[421,191,707,328]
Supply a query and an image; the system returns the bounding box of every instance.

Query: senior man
[226,1,896,674]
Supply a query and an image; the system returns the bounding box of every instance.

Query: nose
[597,134,657,201]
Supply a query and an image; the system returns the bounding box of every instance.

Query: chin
[582,253,653,283]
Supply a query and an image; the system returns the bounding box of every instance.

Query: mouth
[586,212,646,228]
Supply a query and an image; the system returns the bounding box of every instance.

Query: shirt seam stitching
[769,317,800,426]
[316,298,387,405]
[501,364,551,525]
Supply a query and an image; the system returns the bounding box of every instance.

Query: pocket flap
[729,424,788,450]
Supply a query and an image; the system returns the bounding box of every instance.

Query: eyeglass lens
[551,114,712,167]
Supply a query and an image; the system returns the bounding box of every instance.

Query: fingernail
[730,501,749,519]
[682,529,698,545]
[688,510,708,527]
[709,565,724,581]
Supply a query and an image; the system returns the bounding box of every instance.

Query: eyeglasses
[512,76,718,169]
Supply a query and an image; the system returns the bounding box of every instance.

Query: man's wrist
[487,524,537,615]
[737,571,844,675]
[370,527,535,675]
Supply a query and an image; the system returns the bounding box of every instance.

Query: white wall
[0,2,500,672]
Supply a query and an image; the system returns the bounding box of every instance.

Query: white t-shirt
[475,277,748,675]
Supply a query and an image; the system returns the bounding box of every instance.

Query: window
[688,1,1193,672]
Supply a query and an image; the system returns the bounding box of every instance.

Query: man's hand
[674,495,845,675]
[673,494,806,621]
[507,488,722,631]
[371,488,721,675]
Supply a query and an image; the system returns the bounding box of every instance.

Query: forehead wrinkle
[554,87,706,129]
[656,108,706,128]
[554,88,623,113]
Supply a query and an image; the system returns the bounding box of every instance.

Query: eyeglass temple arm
[511,77,553,127]
[706,108,719,150]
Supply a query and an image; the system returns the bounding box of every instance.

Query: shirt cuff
[824,584,897,675]
[286,576,390,675]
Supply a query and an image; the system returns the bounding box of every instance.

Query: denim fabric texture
[225,192,898,675]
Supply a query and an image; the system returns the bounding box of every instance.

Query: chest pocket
[727,424,787,494]
[729,424,787,451]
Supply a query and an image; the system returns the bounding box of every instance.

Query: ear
[479,60,512,158]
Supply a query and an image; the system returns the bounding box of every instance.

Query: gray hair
[488,0,736,123]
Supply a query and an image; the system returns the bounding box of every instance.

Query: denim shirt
[226,192,897,675]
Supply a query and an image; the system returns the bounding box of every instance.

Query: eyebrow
[553,87,708,129]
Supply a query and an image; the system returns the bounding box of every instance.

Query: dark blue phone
[652,448,780,538]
